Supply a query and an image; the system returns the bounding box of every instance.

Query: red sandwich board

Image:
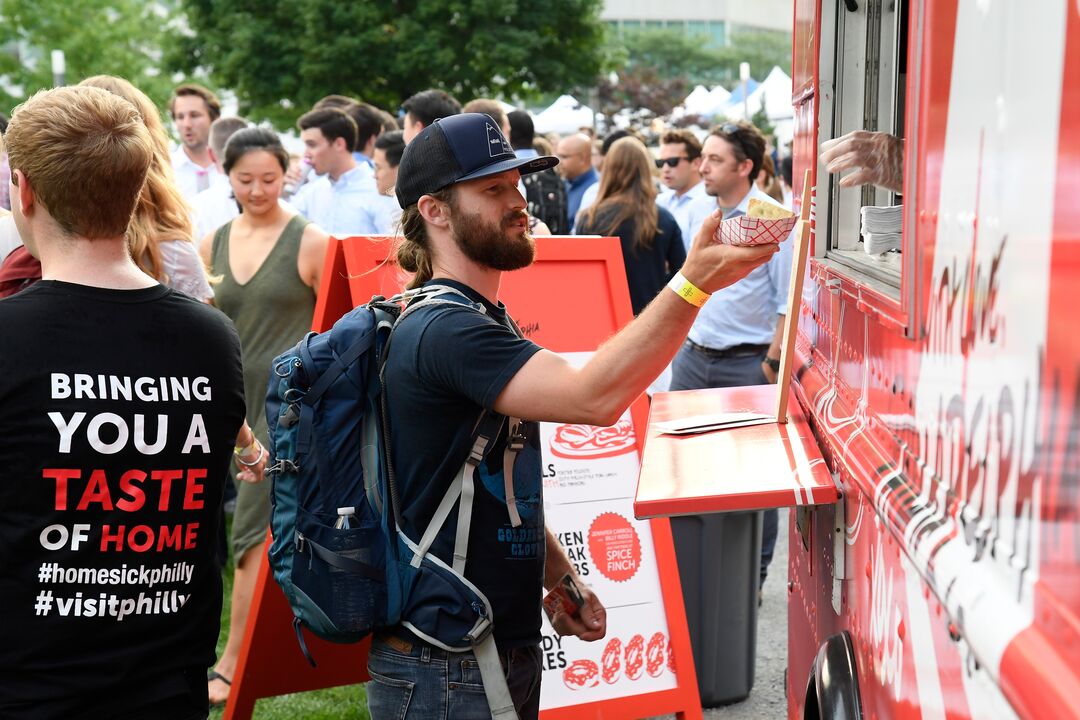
[225,235,701,720]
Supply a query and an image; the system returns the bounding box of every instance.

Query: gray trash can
[670,510,762,706]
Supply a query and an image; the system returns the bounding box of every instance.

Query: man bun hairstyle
[6,86,153,239]
[396,186,454,290]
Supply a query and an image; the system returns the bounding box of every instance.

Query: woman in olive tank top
[198,128,329,707]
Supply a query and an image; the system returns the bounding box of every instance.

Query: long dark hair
[579,137,658,252]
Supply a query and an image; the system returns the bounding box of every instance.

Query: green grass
[209,517,371,720]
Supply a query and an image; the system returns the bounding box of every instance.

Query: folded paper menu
[653,411,775,435]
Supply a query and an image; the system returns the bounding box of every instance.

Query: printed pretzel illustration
[550,418,635,459]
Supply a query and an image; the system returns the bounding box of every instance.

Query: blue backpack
[264,286,523,719]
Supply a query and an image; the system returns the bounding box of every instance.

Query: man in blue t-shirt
[373,113,777,719]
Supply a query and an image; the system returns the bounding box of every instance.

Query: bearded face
[448,197,535,271]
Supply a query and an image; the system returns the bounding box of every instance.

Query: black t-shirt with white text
[0,281,245,719]
[383,279,545,649]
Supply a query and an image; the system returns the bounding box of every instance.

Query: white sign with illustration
[538,352,679,709]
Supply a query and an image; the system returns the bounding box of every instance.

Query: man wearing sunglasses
[674,120,796,597]
[656,129,707,246]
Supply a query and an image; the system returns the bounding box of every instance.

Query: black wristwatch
[764,356,781,372]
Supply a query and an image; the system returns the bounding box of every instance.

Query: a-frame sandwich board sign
[226,234,702,720]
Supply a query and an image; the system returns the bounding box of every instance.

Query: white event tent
[672,84,732,120]
[722,66,795,142]
[533,95,596,135]
[723,66,792,119]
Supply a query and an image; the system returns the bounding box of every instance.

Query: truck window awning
[634,384,839,519]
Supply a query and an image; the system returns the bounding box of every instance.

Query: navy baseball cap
[396,112,559,207]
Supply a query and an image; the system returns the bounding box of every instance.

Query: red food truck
[784,0,1080,717]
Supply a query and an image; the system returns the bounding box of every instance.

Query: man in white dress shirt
[168,84,223,201]
[291,107,379,235]
[655,129,707,246]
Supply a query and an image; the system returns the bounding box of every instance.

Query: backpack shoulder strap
[498,315,527,529]
[406,409,503,568]
[387,286,526,559]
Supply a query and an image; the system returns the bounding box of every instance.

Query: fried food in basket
[747,198,795,220]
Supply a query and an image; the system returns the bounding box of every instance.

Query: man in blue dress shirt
[556,133,598,232]
[656,129,708,245]
[291,107,380,235]
[675,120,796,594]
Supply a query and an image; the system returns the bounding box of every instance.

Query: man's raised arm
[495,210,778,425]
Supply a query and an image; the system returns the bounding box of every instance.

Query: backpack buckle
[465,605,493,644]
[507,422,526,452]
[281,403,301,428]
[467,435,488,465]
[267,459,299,476]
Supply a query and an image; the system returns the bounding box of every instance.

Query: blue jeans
[367,635,542,720]
[670,340,779,586]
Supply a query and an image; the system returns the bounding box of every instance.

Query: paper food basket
[715,215,798,246]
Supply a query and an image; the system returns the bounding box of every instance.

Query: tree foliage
[713,31,792,87]
[598,27,792,117]
[173,0,609,128]
[0,0,181,113]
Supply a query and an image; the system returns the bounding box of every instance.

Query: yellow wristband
[667,272,711,308]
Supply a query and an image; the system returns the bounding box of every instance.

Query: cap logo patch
[486,122,513,158]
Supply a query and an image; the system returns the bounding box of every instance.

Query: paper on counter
[654,411,775,435]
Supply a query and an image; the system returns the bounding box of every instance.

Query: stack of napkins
[860,204,902,254]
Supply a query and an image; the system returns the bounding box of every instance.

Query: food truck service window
[817,0,910,296]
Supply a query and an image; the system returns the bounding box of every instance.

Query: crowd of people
[0,70,896,719]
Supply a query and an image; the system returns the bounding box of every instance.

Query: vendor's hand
[819,130,904,193]
[550,585,607,642]
[683,209,778,295]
